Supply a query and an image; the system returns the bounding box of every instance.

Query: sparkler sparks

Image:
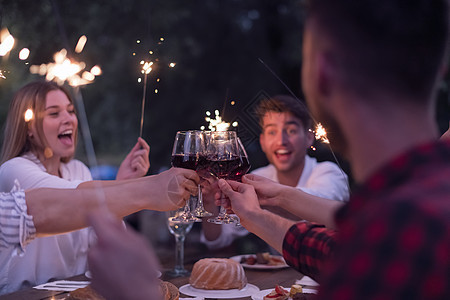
[200,109,238,131]
[0,29,14,56]
[313,123,329,144]
[29,48,101,86]
[24,109,34,122]
[19,48,30,60]
[0,70,6,79]
[135,36,177,137]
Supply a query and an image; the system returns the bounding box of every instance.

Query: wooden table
[0,264,312,299]
[0,228,316,299]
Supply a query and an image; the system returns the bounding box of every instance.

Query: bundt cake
[189,258,247,290]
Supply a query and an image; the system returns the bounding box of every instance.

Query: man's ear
[317,51,337,99]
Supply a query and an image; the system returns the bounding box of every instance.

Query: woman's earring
[44,147,53,159]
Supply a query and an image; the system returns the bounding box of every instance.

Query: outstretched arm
[217,179,295,253]
[242,174,342,228]
[26,168,199,236]
[218,179,337,279]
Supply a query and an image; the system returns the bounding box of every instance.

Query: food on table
[240,252,286,266]
[289,284,303,296]
[189,258,247,290]
[263,285,289,300]
[66,285,105,300]
[264,284,309,300]
[158,279,179,300]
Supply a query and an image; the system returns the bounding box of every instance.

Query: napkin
[295,276,319,288]
[33,280,91,291]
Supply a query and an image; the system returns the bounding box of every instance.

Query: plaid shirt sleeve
[282,222,337,281]
[317,200,450,300]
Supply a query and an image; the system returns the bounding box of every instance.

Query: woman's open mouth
[58,129,73,146]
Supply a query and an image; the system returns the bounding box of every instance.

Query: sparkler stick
[139,61,153,138]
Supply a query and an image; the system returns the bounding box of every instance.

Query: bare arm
[217,179,295,253]
[243,174,342,228]
[26,168,199,236]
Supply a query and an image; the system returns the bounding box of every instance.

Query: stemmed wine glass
[171,130,210,222]
[228,137,251,182]
[166,208,194,277]
[206,131,241,224]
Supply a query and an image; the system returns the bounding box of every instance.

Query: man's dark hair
[255,95,312,130]
[304,0,450,102]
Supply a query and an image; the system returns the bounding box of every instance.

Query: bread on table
[158,279,179,300]
[65,285,105,300]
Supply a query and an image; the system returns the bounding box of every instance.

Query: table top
[1,264,313,300]
[0,226,316,299]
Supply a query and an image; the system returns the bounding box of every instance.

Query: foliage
[0,0,448,174]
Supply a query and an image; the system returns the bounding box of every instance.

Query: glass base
[207,214,238,224]
[171,214,201,223]
[193,207,213,217]
[165,268,190,278]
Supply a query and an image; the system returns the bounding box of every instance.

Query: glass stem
[184,197,192,216]
[218,205,227,218]
[174,235,186,271]
[197,185,204,208]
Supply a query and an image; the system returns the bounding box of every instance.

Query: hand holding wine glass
[171,130,210,222]
[206,131,241,224]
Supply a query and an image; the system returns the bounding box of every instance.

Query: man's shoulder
[251,164,276,177]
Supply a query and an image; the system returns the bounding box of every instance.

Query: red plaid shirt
[283,140,450,300]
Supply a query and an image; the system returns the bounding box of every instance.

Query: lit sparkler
[0,70,6,79]
[314,123,329,144]
[139,60,153,137]
[24,109,34,122]
[200,109,238,131]
[135,36,176,137]
[0,28,14,56]
[29,48,101,87]
[19,48,30,60]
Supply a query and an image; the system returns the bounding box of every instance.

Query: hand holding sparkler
[116,137,150,180]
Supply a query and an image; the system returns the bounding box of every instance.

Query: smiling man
[201,95,349,250]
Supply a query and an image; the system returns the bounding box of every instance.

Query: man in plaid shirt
[218,0,450,299]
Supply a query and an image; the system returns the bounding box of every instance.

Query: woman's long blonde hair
[0,81,77,164]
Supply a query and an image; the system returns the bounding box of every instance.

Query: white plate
[251,287,318,300]
[85,270,162,279]
[179,283,259,298]
[230,255,289,270]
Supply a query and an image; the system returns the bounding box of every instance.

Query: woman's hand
[116,138,150,180]
[147,167,200,210]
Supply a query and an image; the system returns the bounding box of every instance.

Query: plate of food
[251,284,317,300]
[230,253,289,269]
[180,283,260,298]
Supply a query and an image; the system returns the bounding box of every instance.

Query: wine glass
[171,130,208,222]
[206,131,240,224]
[228,137,251,182]
[192,131,213,218]
[166,208,194,277]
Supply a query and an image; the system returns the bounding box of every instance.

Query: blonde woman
[0,81,150,293]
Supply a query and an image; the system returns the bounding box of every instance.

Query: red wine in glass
[227,156,251,182]
[171,153,207,171]
[206,155,242,179]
